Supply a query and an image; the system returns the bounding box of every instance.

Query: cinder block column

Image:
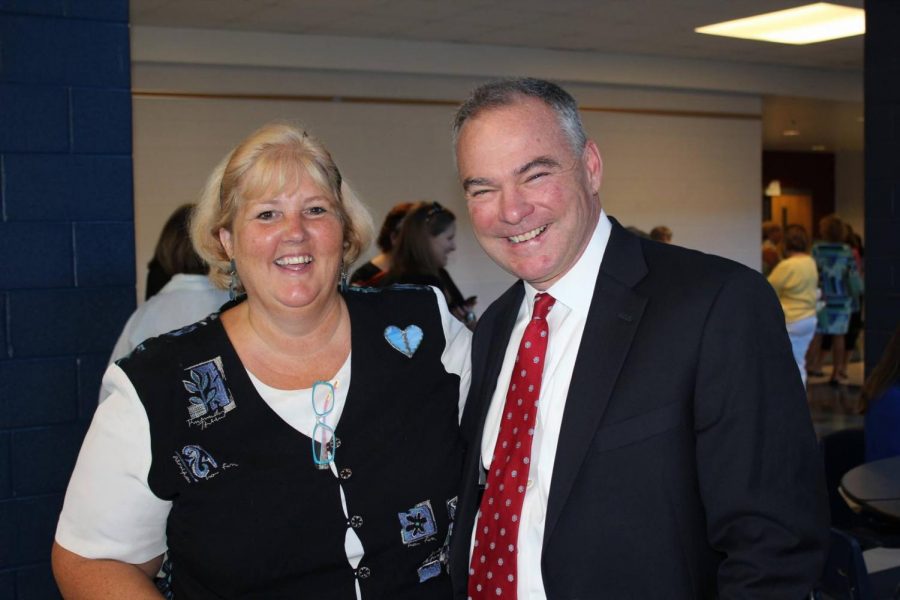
[0,1,134,597]
[865,0,900,371]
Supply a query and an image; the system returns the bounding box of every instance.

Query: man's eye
[525,172,549,183]
[468,189,492,198]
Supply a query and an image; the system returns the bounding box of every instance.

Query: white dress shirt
[474,211,611,599]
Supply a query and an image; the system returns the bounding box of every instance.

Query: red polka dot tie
[468,292,555,600]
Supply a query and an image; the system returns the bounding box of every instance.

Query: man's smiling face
[456,96,603,290]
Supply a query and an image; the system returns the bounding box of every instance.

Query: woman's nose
[283,213,307,239]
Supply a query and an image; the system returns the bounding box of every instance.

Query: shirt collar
[523,210,611,316]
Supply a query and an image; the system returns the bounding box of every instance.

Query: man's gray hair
[451,78,588,154]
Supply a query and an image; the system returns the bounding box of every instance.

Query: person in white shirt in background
[766,224,819,387]
[108,204,230,366]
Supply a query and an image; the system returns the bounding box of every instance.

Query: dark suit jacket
[450,219,829,599]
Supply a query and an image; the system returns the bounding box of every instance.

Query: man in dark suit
[448,78,828,599]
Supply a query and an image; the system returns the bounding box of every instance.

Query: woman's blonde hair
[191,123,374,290]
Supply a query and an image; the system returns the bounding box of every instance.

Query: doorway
[770,192,813,234]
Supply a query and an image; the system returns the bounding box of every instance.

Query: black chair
[820,428,867,530]
[813,528,900,600]
[814,528,876,599]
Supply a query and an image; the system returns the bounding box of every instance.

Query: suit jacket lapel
[544,220,649,542]
[452,281,523,583]
[469,282,524,438]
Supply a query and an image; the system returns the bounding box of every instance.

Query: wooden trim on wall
[578,106,759,120]
[132,90,761,121]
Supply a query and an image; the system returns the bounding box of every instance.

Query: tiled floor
[809,362,866,439]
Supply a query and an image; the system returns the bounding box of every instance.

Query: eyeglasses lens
[311,382,336,468]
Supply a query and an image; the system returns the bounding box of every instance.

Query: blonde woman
[53,123,470,599]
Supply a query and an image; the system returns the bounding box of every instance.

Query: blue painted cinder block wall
[865,1,900,371]
[0,1,134,597]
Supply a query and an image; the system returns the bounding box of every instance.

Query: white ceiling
[129,0,865,151]
[130,0,863,70]
[763,95,863,152]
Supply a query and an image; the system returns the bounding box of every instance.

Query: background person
[144,205,206,300]
[767,224,819,387]
[838,224,866,381]
[762,220,783,276]
[649,224,672,243]
[624,225,649,238]
[859,323,900,462]
[382,201,477,328]
[144,257,169,300]
[448,77,827,599]
[108,203,230,364]
[53,123,471,599]
[807,214,864,385]
[817,225,866,384]
[349,201,413,287]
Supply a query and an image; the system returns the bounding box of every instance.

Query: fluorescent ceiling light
[695,3,865,45]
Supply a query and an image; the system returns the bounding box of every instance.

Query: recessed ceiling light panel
[695,3,865,45]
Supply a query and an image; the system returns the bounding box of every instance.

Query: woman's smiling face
[430,221,457,268]
[219,176,344,314]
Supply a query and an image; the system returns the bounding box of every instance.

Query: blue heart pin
[384,325,423,358]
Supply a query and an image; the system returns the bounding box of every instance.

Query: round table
[840,455,900,523]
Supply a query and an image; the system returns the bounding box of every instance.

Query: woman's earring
[228,259,240,300]
[339,261,349,292]
[339,240,351,292]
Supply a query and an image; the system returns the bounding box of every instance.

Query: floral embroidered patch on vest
[183,357,235,429]
[416,495,460,582]
[398,499,438,546]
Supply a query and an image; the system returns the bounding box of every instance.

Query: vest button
[326,437,341,452]
[340,468,353,480]
[356,566,371,579]
[349,515,363,528]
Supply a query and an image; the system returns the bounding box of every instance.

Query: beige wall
[836,150,865,236]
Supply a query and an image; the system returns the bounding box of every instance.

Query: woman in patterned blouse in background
[806,214,863,385]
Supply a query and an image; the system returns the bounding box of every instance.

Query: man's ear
[583,140,603,196]
[218,228,234,259]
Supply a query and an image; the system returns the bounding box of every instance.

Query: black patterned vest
[118,286,464,599]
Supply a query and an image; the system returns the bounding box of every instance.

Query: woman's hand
[452,297,478,331]
[52,542,165,599]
